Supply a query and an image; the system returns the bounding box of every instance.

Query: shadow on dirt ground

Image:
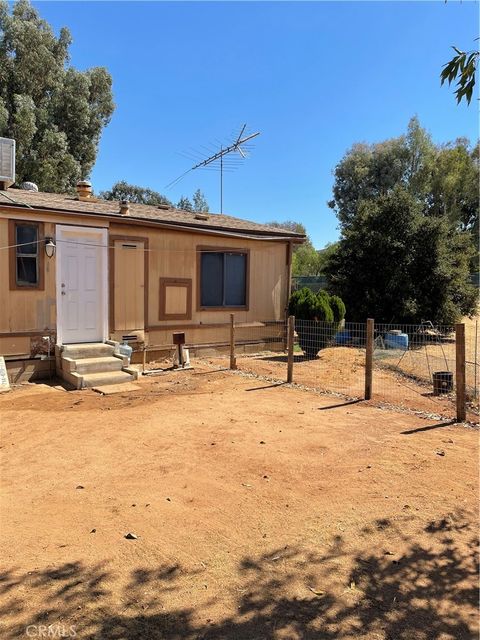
[1,512,477,640]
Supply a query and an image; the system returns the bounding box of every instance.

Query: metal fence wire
[150,316,478,421]
[372,322,456,415]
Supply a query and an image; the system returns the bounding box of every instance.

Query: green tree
[316,242,339,274]
[0,0,114,192]
[291,244,322,276]
[327,119,479,323]
[192,189,209,213]
[329,117,478,243]
[430,140,479,232]
[266,220,307,236]
[266,221,321,276]
[176,196,193,211]
[99,180,172,206]
[326,185,477,324]
[266,222,339,277]
[328,117,438,227]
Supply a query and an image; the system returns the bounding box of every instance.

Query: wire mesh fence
[185,320,287,365]
[141,315,478,422]
[202,319,367,399]
[372,323,455,416]
[373,322,478,418]
[284,319,367,398]
[465,320,479,405]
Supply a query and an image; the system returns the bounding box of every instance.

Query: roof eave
[0,201,306,241]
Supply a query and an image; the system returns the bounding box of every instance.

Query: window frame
[196,246,249,311]
[8,220,45,291]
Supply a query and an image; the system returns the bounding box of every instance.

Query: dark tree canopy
[326,118,479,324]
[0,0,114,192]
[100,182,211,214]
[99,181,172,206]
[266,220,307,236]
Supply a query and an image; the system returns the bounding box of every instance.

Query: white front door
[56,225,108,344]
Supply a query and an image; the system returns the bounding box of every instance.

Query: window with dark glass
[200,251,247,307]
[15,223,39,286]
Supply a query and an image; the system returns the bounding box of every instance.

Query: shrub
[330,295,346,323]
[288,287,346,358]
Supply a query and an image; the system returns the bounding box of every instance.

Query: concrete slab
[92,382,142,395]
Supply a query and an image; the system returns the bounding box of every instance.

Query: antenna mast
[166,124,261,213]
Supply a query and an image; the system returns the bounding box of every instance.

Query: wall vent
[0,137,15,189]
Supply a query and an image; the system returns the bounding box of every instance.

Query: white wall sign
[0,356,10,392]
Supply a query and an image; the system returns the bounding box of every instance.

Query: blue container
[335,330,352,345]
[384,331,408,350]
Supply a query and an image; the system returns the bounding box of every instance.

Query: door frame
[56,224,109,345]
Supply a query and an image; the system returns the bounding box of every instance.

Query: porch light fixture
[45,237,56,258]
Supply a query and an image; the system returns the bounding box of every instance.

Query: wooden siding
[107,222,288,330]
[0,218,56,335]
[0,210,290,355]
[111,237,147,332]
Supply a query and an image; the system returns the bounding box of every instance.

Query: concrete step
[72,356,124,375]
[80,370,136,388]
[62,343,115,359]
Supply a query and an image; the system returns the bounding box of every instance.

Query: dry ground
[224,348,479,420]
[0,367,478,639]
[205,312,479,419]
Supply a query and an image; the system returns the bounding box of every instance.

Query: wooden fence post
[364,318,374,400]
[455,323,466,422]
[287,315,295,383]
[229,313,237,370]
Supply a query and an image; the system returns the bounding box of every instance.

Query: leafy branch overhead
[441,45,478,105]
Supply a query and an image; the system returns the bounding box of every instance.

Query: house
[0,179,304,387]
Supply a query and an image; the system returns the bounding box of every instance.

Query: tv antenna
[166,124,260,213]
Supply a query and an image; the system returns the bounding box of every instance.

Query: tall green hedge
[288,287,346,357]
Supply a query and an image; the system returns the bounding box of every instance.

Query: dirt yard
[222,348,479,420]
[222,313,480,419]
[1,367,478,639]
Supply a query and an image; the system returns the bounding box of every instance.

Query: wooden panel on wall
[165,287,187,315]
[0,336,30,356]
[112,238,146,332]
[159,278,192,320]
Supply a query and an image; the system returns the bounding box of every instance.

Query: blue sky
[35,1,478,247]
